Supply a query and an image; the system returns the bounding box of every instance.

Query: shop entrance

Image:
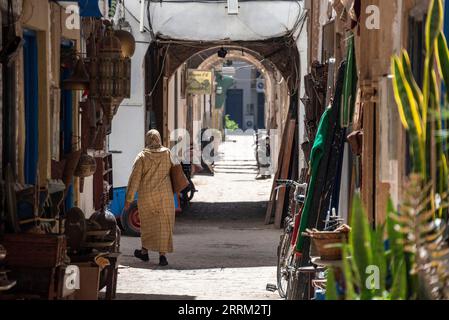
[23,29,39,185]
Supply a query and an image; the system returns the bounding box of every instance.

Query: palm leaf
[325,267,339,300]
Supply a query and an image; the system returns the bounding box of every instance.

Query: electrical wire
[121,3,152,33]
[147,43,171,97]
[147,0,156,40]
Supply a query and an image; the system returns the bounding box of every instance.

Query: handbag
[170,164,190,193]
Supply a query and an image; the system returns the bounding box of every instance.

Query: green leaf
[391,57,411,131]
[436,32,449,101]
[325,267,339,301]
[390,258,408,300]
[401,51,424,109]
[349,194,373,300]
[423,0,443,131]
[391,56,423,138]
[341,244,357,300]
[386,199,405,280]
[371,223,387,295]
[426,0,443,53]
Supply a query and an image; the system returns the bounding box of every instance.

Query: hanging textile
[295,107,331,253]
[341,32,358,128]
[214,73,235,109]
[296,61,347,253]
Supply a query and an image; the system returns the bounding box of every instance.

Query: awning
[144,1,304,42]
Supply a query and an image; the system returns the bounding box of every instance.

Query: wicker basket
[2,234,67,268]
[307,230,349,261]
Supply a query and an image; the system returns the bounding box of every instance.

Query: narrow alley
[116,134,280,300]
[2,0,449,308]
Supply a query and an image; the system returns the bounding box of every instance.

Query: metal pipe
[140,0,146,32]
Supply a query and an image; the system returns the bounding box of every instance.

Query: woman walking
[124,129,175,266]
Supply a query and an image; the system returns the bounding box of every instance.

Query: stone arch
[144,36,300,140]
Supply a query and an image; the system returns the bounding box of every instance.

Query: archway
[144,36,301,143]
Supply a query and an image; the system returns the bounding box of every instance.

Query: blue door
[257,92,265,129]
[225,89,244,129]
[23,30,39,185]
[61,40,75,210]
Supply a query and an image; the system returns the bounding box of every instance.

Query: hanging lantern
[114,30,136,58]
[98,27,122,98]
[74,152,97,178]
[63,58,90,91]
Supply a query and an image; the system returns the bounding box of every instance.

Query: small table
[104,253,120,300]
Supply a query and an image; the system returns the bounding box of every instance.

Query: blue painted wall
[108,188,181,217]
[23,30,39,185]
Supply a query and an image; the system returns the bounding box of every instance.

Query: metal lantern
[114,30,136,58]
[74,152,97,178]
[63,58,90,91]
[98,27,122,98]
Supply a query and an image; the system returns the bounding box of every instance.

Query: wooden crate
[73,262,100,300]
[2,234,67,268]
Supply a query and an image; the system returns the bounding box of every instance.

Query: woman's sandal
[159,255,168,266]
[134,249,149,262]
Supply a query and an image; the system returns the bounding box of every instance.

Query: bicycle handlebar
[276,179,307,190]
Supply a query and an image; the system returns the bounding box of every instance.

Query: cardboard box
[73,263,100,300]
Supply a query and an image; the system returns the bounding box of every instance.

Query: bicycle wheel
[286,242,313,300]
[276,230,292,299]
[286,253,299,300]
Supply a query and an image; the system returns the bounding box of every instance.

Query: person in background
[256,131,272,180]
[124,129,175,266]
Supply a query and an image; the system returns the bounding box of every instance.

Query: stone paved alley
[115,134,282,300]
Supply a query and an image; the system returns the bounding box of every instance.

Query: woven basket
[310,231,348,261]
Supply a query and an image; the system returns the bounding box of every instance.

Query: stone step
[214,163,258,168]
[214,168,259,174]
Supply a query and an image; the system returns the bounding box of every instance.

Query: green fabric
[341,32,358,128]
[215,73,235,109]
[296,107,332,252]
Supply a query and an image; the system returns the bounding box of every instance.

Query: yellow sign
[186,69,212,95]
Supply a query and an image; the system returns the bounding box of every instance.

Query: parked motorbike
[121,162,197,236]
[179,162,197,208]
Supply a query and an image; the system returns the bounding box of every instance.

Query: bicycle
[274,179,307,299]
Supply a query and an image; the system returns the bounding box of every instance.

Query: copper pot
[114,30,136,58]
[74,153,97,178]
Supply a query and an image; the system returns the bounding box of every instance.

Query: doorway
[23,29,39,185]
[225,89,243,129]
[257,92,265,129]
[61,40,75,209]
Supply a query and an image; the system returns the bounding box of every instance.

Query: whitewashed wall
[148,0,303,41]
[111,0,307,187]
[109,2,150,188]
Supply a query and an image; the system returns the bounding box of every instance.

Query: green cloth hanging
[296,107,332,252]
[341,32,358,128]
[215,73,235,109]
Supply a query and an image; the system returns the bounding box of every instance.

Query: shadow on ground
[119,200,280,271]
[111,293,196,300]
[178,201,270,226]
